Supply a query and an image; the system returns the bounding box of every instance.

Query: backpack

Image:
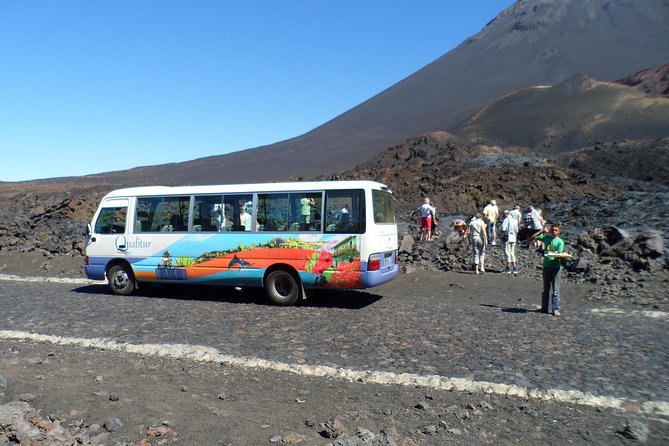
[523,212,534,229]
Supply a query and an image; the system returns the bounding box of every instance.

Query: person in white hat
[483,199,499,245]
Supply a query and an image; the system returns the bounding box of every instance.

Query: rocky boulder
[577,226,634,257]
[632,229,665,259]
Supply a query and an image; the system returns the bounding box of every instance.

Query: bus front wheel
[108,264,135,295]
[265,269,301,306]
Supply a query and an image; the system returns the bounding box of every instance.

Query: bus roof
[101,180,392,200]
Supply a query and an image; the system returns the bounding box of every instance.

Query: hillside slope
[453,74,669,151]
[11,0,668,187]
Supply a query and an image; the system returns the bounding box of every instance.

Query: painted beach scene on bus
[132,234,363,289]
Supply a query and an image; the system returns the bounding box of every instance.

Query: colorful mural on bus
[128,233,363,289]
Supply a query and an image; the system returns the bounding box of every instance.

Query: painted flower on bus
[328,259,361,288]
[307,250,334,274]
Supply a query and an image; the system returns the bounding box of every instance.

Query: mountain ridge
[4,0,669,186]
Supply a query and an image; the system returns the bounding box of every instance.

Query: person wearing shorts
[418,198,436,241]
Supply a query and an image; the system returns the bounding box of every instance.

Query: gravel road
[1,270,668,445]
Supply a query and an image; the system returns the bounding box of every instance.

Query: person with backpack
[520,206,542,247]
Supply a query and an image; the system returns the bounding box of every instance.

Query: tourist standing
[510,205,522,226]
[501,209,519,275]
[469,213,487,274]
[483,200,499,245]
[430,205,440,240]
[300,197,316,230]
[418,198,436,241]
[530,224,565,317]
[522,206,543,248]
[239,206,252,231]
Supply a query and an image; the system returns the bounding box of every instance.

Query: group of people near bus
[418,197,565,317]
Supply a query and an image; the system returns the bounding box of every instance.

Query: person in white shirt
[468,213,487,274]
[418,198,436,241]
[501,209,520,275]
[239,206,252,231]
[510,205,522,226]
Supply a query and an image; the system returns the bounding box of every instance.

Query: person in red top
[417,198,436,241]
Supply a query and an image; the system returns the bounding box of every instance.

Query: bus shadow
[302,289,383,309]
[72,284,383,309]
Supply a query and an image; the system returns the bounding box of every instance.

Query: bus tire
[265,269,301,306]
[108,263,135,295]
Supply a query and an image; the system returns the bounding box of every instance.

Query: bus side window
[224,194,253,232]
[94,207,127,234]
[138,196,190,232]
[297,193,321,232]
[324,190,364,234]
[193,195,223,232]
[257,193,287,232]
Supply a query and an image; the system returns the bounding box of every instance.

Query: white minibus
[85,181,398,305]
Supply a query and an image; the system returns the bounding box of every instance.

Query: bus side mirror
[86,223,97,242]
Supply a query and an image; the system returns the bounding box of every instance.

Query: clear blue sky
[1,0,515,182]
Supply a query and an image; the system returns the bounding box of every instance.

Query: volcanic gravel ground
[1,270,668,445]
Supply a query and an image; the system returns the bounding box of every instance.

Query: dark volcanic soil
[2,269,669,446]
[0,135,668,445]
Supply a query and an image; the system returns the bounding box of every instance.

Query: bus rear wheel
[108,264,135,295]
[265,269,301,306]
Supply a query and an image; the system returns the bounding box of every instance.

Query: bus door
[87,198,130,261]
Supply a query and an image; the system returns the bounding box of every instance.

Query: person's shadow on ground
[480,304,539,314]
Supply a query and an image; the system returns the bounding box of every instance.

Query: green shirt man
[531,225,565,317]
[537,231,565,269]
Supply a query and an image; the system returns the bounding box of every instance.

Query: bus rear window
[372,190,396,224]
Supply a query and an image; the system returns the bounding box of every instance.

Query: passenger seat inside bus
[170,215,185,231]
[135,211,149,232]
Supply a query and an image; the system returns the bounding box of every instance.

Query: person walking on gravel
[501,209,519,275]
[530,224,565,316]
[418,198,436,241]
[469,213,487,274]
[483,199,499,245]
